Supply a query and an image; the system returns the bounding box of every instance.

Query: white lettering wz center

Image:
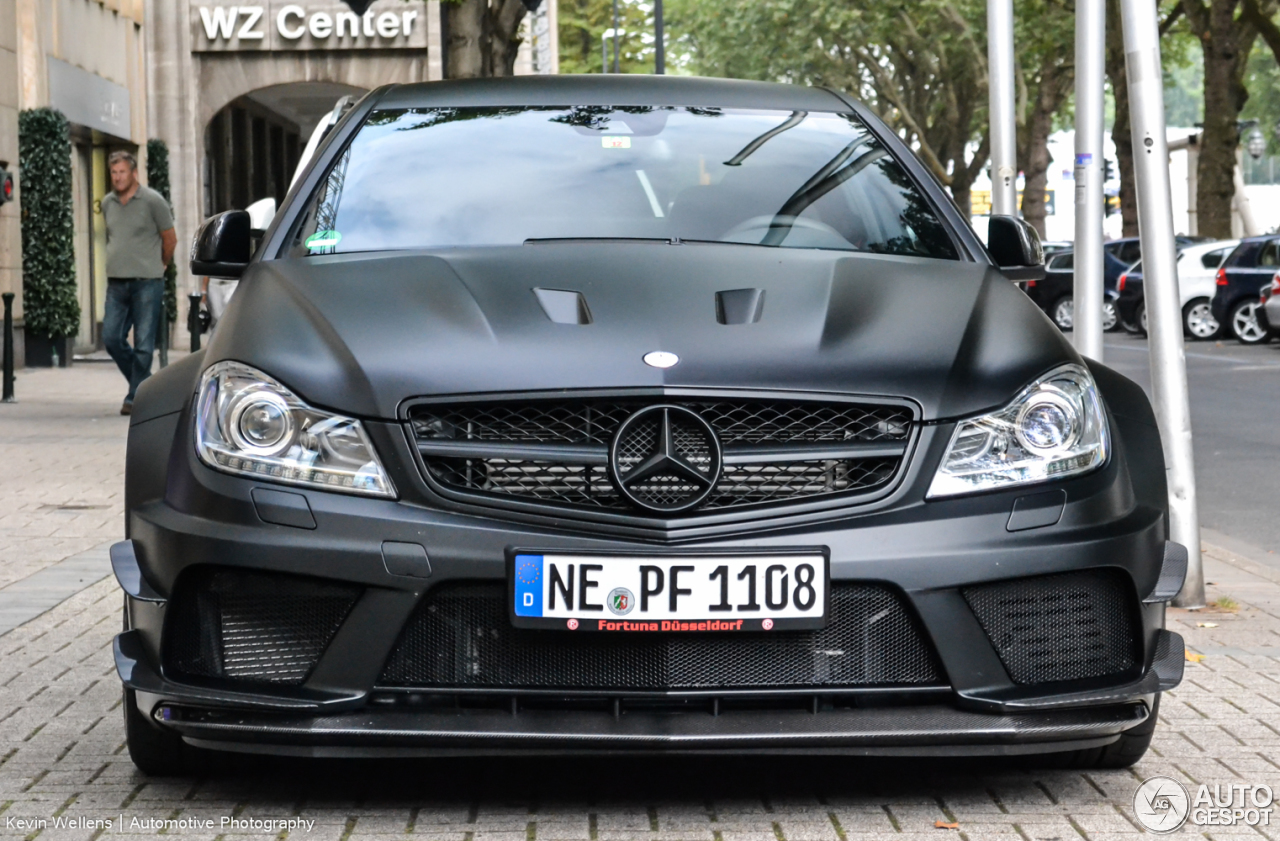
[190,1,427,52]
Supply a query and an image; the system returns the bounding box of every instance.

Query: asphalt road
[1100,331,1280,561]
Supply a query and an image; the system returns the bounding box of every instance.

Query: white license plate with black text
[510,552,828,631]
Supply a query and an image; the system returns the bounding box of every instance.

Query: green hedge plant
[18,108,79,339]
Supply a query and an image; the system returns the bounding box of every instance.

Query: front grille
[410,397,912,515]
[963,569,1140,686]
[164,567,361,686]
[378,581,943,690]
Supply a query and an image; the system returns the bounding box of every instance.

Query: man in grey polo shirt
[102,150,177,415]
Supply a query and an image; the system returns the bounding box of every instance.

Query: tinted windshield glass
[289,106,958,259]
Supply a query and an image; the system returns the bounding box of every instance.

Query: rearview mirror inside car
[988,215,1046,281]
[191,210,251,279]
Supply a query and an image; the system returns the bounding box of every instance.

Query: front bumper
[117,398,1184,756]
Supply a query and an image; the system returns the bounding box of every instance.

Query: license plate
[509,552,828,632]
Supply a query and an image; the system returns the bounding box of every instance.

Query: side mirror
[987,215,1045,281]
[191,210,251,279]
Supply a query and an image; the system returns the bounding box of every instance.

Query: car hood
[208,243,1078,421]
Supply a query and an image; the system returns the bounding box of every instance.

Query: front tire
[1229,300,1274,344]
[1035,695,1160,769]
[1052,296,1074,331]
[1102,300,1119,332]
[1183,298,1220,340]
[124,690,207,776]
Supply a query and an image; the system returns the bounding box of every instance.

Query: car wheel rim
[1054,299,1073,329]
[1102,302,1118,331]
[1234,303,1266,341]
[1186,303,1218,338]
[1139,307,1147,332]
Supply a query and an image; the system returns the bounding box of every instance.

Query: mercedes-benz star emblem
[608,405,722,513]
[643,351,679,369]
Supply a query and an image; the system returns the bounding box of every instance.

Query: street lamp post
[655,0,665,74]
[601,29,624,72]
[1121,0,1205,607]
[1073,0,1106,362]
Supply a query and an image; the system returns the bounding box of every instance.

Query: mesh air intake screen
[379,581,942,690]
[963,568,1140,685]
[165,567,360,686]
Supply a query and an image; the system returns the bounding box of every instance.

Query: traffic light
[0,164,12,206]
[1103,158,1116,181]
[1105,195,1120,216]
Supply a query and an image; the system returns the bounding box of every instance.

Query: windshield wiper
[523,237,681,245]
[723,111,808,167]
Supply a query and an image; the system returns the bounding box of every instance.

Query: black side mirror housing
[987,215,1046,281]
[191,210,251,278]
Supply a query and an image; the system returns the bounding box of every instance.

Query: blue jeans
[103,278,164,403]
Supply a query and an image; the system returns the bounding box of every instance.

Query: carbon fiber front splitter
[150,700,1149,758]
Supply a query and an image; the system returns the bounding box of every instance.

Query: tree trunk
[1106,0,1139,237]
[1018,67,1071,238]
[489,0,530,76]
[1190,0,1254,238]
[446,0,489,78]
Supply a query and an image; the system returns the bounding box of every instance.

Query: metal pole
[158,303,169,369]
[1073,0,1105,361]
[1121,0,1205,607]
[655,0,664,75]
[612,0,620,73]
[987,0,1018,215]
[2,293,14,403]
[188,293,202,354]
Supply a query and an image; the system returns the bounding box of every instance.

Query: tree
[1014,0,1076,237]
[670,0,995,215]
[559,0,652,74]
[1178,0,1277,237]
[442,0,537,77]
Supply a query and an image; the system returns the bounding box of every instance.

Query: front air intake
[963,568,1141,686]
[164,567,360,686]
[379,581,943,690]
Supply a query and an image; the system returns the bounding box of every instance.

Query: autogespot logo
[1134,777,1190,833]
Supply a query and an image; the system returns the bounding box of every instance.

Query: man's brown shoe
[121,401,132,416]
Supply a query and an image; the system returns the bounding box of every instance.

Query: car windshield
[288,106,959,260]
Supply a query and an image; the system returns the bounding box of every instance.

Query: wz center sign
[190,0,428,51]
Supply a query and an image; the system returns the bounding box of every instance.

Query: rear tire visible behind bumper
[1030,694,1159,769]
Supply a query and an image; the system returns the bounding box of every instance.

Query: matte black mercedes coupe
[114,76,1186,774]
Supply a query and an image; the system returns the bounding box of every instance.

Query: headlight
[195,361,395,498]
[927,364,1108,498]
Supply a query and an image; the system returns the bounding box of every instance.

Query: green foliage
[18,109,79,339]
[1241,40,1280,157]
[559,0,653,74]
[146,138,178,325]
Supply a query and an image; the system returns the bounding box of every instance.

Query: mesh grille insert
[165,567,361,686]
[379,581,943,690]
[411,397,912,514]
[963,568,1140,686]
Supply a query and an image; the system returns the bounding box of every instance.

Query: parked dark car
[1021,249,1126,331]
[1211,236,1279,344]
[114,76,1184,775]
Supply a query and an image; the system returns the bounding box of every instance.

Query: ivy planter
[19,108,80,358]
[24,331,73,368]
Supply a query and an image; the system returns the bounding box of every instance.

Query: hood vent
[534,288,593,325]
[716,288,765,325]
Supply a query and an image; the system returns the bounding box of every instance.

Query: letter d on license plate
[509,552,828,631]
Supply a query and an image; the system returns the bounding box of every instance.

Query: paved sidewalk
[1,363,1278,840]
[0,365,130,590]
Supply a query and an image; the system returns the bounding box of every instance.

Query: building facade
[0,0,149,364]
[151,0,558,346]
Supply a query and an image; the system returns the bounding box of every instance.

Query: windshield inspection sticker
[602,136,632,149]
[305,230,342,252]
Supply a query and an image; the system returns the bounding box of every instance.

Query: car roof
[374,75,853,112]
[1181,239,1239,254]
